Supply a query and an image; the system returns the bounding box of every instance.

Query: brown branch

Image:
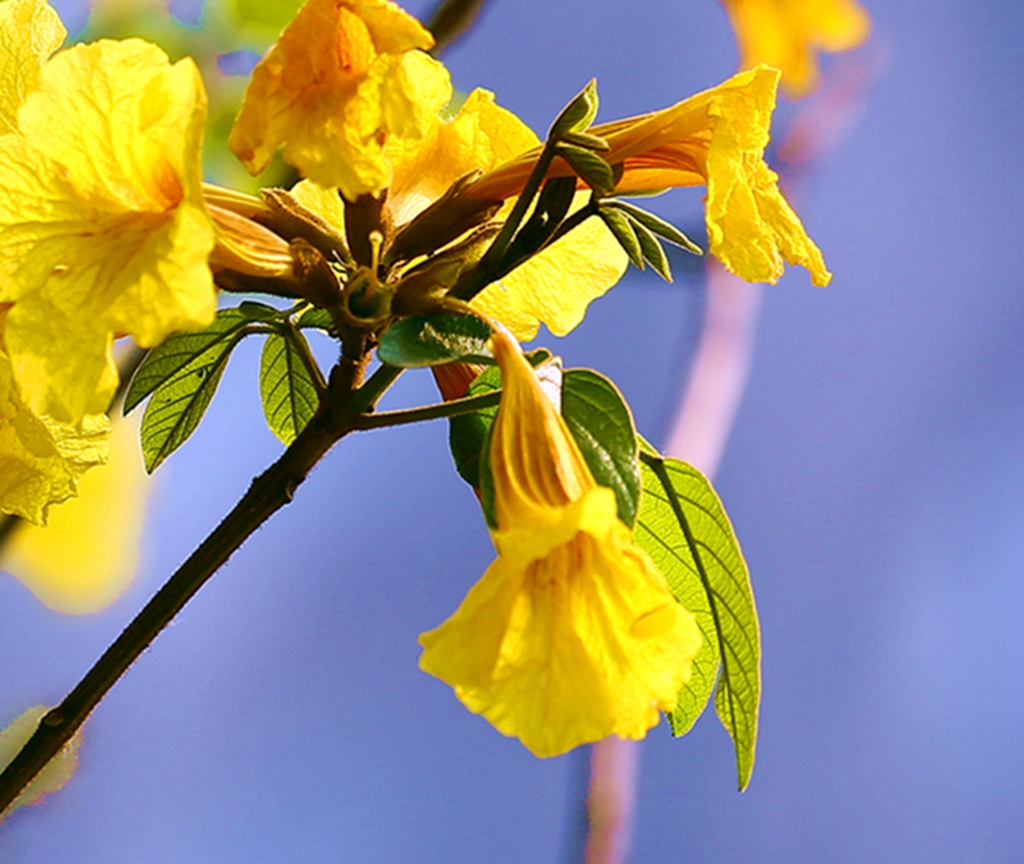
[0,355,402,814]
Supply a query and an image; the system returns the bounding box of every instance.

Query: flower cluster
[0,0,845,757]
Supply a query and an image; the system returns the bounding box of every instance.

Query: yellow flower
[470,66,831,288]
[229,0,452,200]
[419,329,701,757]
[292,88,628,340]
[0,35,216,423]
[2,414,149,612]
[0,333,108,524]
[720,0,870,98]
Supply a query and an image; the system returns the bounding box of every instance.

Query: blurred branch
[426,0,489,56]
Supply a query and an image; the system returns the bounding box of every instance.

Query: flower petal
[0,0,65,133]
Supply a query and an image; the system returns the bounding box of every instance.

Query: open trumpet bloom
[0,35,216,423]
[229,0,452,200]
[720,0,870,98]
[469,66,831,288]
[419,331,701,757]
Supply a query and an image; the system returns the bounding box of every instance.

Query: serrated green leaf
[634,461,720,739]
[599,207,644,269]
[607,200,703,256]
[297,308,334,331]
[448,365,501,488]
[140,334,245,472]
[124,309,252,415]
[378,315,494,368]
[556,143,615,196]
[637,451,760,790]
[629,215,673,281]
[259,331,322,445]
[550,79,599,138]
[561,369,641,527]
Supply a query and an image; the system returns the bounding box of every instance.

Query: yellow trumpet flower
[469,66,831,289]
[720,0,871,98]
[419,329,701,757]
[229,0,452,200]
[0,30,216,424]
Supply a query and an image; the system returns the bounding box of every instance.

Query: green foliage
[297,308,335,332]
[635,448,760,790]
[550,79,599,138]
[138,325,250,473]
[124,310,254,414]
[598,207,644,269]
[378,315,494,368]
[259,330,324,445]
[600,200,704,280]
[449,365,502,488]
[555,143,615,196]
[606,200,703,256]
[561,369,641,527]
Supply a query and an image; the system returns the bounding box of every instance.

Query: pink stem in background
[665,263,764,476]
[583,263,764,864]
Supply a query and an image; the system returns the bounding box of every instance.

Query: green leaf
[448,365,502,488]
[140,332,246,472]
[549,79,599,138]
[378,314,494,368]
[629,216,673,281]
[238,300,281,321]
[607,200,703,256]
[599,207,644,269]
[559,130,610,152]
[561,369,641,527]
[259,331,322,445]
[555,143,615,196]
[637,451,760,790]
[124,309,252,415]
[297,308,334,331]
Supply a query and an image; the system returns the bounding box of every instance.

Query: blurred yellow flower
[0,340,108,524]
[470,66,831,288]
[229,0,452,200]
[720,0,870,98]
[0,36,216,423]
[2,414,150,612]
[419,329,701,757]
[0,705,82,823]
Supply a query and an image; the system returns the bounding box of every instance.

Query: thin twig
[354,387,500,429]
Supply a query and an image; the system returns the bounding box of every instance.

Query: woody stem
[0,355,403,814]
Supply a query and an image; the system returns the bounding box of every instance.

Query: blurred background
[3,0,1024,860]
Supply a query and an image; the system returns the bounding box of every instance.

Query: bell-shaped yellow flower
[2,414,150,612]
[0,35,216,423]
[229,0,452,200]
[0,342,108,524]
[419,330,701,757]
[470,66,831,289]
[721,0,870,98]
